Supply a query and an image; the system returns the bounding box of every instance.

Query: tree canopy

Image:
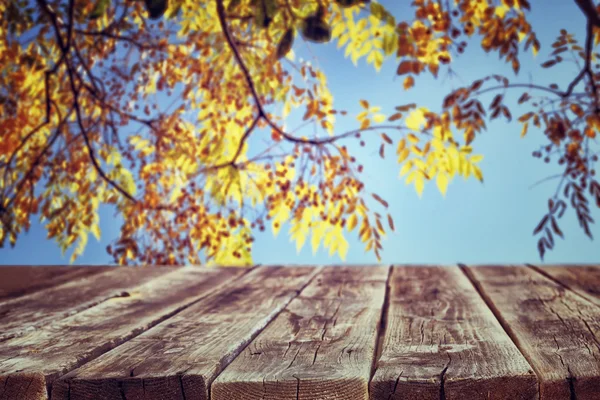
[1,0,599,265]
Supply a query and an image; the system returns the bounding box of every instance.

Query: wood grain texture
[0,266,173,341]
[0,267,244,400]
[51,266,318,400]
[212,265,389,400]
[0,266,110,301]
[464,265,600,400]
[530,264,600,307]
[370,266,537,400]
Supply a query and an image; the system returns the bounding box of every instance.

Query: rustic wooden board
[370,266,537,400]
[464,265,600,400]
[529,264,600,307]
[0,266,109,301]
[211,266,389,400]
[0,266,172,341]
[0,267,245,400]
[51,266,318,400]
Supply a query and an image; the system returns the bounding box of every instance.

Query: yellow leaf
[494,4,510,18]
[357,111,369,121]
[373,114,386,123]
[347,214,358,232]
[436,173,449,196]
[396,138,406,154]
[311,224,324,254]
[406,108,426,131]
[90,224,101,241]
[398,148,410,163]
[272,219,282,236]
[470,154,484,163]
[399,161,413,177]
[360,118,371,130]
[338,236,349,261]
[472,165,484,182]
[414,175,425,197]
[328,236,339,256]
[295,232,306,253]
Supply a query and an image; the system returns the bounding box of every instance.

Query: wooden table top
[0,264,599,400]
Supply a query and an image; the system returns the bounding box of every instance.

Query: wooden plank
[51,266,318,400]
[0,266,245,400]
[0,266,110,301]
[530,264,600,307]
[370,266,537,400]
[464,265,600,400]
[0,266,172,341]
[212,265,389,400]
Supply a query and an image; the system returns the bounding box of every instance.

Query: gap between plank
[46,265,259,399]
[205,266,323,400]
[525,263,600,308]
[369,265,393,385]
[458,263,543,400]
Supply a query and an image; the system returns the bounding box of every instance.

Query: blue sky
[2,0,599,266]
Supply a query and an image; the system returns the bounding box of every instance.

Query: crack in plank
[567,366,578,400]
[179,375,187,400]
[386,371,402,400]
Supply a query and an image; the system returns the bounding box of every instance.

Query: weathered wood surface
[52,266,318,400]
[370,266,537,400]
[0,266,172,341]
[0,267,244,400]
[0,266,109,301]
[3,264,600,400]
[530,264,600,306]
[465,265,600,400]
[212,266,389,400]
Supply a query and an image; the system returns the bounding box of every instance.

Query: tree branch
[570,0,600,109]
[214,0,375,146]
[574,0,600,27]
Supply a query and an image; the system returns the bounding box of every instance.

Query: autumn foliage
[1,0,599,264]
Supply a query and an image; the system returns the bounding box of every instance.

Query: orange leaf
[271,131,282,141]
[387,214,395,231]
[403,76,415,90]
[360,99,369,109]
[381,133,393,144]
[372,193,389,208]
[586,127,596,138]
[388,113,403,122]
[397,61,412,75]
[570,104,585,117]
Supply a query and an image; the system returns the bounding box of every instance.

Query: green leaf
[276,29,294,59]
[254,0,277,28]
[144,0,168,20]
[301,16,332,43]
[370,2,395,26]
[89,0,110,20]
